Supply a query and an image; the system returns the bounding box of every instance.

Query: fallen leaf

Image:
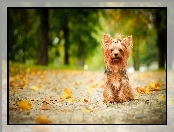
[51,87,56,92]
[149,82,156,88]
[41,101,50,110]
[158,94,166,101]
[17,100,32,110]
[62,88,72,99]
[68,97,75,102]
[87,85,94,93]
[82,107,93,113]
[30,85,38,91]
[136,82,163,94]
[35,115,52,124]
[136,87,145,94]
[84,99,88,102]
[60,109,66,112]
[87,83,98,94]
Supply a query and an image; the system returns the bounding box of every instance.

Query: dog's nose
[114,53,118,57]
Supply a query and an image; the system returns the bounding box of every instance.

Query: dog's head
[102,33,133,71]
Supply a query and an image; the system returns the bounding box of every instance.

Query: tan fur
[102,33,134,103]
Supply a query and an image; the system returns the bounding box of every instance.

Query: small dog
[102,33,134,103]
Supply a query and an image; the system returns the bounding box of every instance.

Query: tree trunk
[38,9,49,65]
[154,10,166,69]
[63,18,69,65]
[157,31,166,69]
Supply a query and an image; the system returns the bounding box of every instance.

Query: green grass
[9,61,86,76]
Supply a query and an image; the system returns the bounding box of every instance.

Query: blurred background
[8,8,167,72]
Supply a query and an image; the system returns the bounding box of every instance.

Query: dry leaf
[60,109,66,112]
[17,100,32,110]
[51,87,56,92]
[35,115,52,124]
[149,82,155,88]
[82,107,93,113]
[68,97,75,102]
[136,87,145,94]
[84,99,88,102]
[158,94,166,101]
[87,85,94,93]
[62,88,72,99]
[41,101,50,110]
[136,82,163,94]
[30,85,38,91]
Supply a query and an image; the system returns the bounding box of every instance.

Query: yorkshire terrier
[102,33,134,103]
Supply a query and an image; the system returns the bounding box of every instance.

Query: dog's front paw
[117,93,126,103]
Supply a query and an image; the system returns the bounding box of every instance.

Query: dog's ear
[102,34,112,46]
[121,35,133,49]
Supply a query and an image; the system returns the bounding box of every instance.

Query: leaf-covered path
[8,68,167,124]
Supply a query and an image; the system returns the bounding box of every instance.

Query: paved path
[2,69,173,131]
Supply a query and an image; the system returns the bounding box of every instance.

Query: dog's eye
[110,49,113,52]
[119,49,122,52]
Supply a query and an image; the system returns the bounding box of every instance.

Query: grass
[9,61,86,76]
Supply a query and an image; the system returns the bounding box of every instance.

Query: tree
[9,9,40,63]
[153,9,167,69]
[69,9,102,66]
[37,9,49,65]
[50,9,102,66]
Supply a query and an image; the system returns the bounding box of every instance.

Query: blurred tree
[50,9,102,66]
[69,9,102,66]
[9,9,40,63]
[153,9,167,69]
[140,29,158,67]
[37,9,49,65]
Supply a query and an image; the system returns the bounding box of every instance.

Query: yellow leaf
[68,97,75,102]
[26,68,30,73]
[145,86,151,93]
[82,107,93,113]
[158,94,166,101]
[23,78,29,84]
[62,88,72,99]
[35,115,52,124]
[87,85,95,93]
[17,100,32,110]
[30,86,38,91]
[149,82,156,88]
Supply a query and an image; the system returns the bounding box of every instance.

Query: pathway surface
[2,69,173,131]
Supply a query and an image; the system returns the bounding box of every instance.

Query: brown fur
[102,33,134,103]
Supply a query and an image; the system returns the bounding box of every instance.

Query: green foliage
[9,9,40,63]
[50,9,103,65]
